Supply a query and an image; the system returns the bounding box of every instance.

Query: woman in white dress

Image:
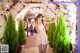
[36,14,54,53]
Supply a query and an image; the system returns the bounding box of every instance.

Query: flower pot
[21,45,24,53]
[16,45,22,53]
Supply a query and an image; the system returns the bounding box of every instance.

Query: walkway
[24,33,54,53]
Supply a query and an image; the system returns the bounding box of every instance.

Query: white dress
[38,20,48,45]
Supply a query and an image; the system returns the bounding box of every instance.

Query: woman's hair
[36,13,44,24]
[36,13,43,18]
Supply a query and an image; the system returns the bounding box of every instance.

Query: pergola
[0,0,78,53]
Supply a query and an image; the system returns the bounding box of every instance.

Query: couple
[36,14,54,53]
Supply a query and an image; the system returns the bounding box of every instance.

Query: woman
[36,14,54,53]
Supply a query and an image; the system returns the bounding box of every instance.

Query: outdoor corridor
[24,34,53,53]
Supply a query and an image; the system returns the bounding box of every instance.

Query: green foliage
[18,19,26,45]
[3,13,19,53]
[55,12,70,53]
[48,22,56,48]
[48,12,70,53]
[49,17,54,21]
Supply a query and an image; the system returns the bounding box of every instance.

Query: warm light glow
[27,2,41,14]
[31,7,40,13]
[31,19,35,22]
[29,3,41,7]
[5,4,9,8]
[70,35,76,44]
[15,20,18,31]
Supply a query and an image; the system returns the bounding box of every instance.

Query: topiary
[3,13,19,53]
[18,19,26,45]
[48,22,56,48]
[55,12,70,53]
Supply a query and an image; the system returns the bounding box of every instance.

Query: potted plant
[48,22,56,48]
[55,12,70,53]
[18,19,26,53]
[3,13,19,53]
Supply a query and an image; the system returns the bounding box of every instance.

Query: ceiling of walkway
[0,0,77,20]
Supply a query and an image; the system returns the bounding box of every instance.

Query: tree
[48,18,56,48]
[55,12,70,53]
[18,19,26,45]
[3,13,19,53]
